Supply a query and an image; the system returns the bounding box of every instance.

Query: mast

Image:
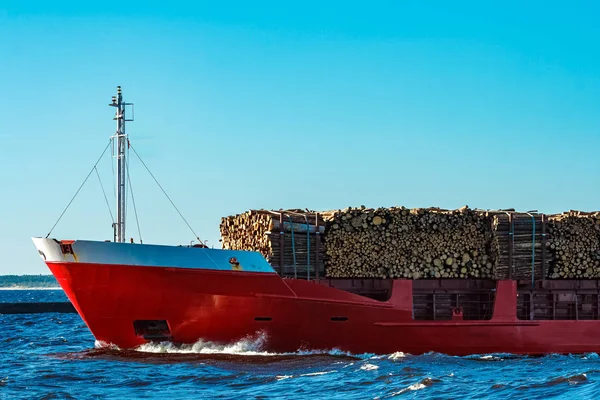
[109,86,133,243]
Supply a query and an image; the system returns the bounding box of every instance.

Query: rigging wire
[111,138,116,200]
[45,141,111,238]
[95,166,114,224]
[124,138,128,238]
[126,156,143,243]
[129,143,204,245]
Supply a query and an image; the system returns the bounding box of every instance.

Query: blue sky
[1,1,599,274]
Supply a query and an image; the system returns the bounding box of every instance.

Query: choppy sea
[1,290,600,399]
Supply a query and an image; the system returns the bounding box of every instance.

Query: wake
[91,332,375,360]
[134,332,273,356]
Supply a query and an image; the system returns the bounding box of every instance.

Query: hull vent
[331,316,348,322]
[133,320,171,341]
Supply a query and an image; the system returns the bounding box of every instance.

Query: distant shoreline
[0,287,62,290]
[0,275,60,289]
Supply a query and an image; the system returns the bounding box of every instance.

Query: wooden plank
[508,213,514,280]
[279,212,284,276]
[541,214,547,281]
[315,212,320,281]
[529,292,534,320]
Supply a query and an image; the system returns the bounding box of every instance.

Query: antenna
[109,86,134,243]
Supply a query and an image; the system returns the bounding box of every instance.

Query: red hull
[48,261,600,356]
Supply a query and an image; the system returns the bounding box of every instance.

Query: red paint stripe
[45,261,277,277]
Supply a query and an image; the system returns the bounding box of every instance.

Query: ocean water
[1,290,600,399]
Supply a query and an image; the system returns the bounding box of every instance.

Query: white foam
[297,348,354,357]
[407,383,426,391]
[136,331,272,356]
[390,382,426,396]
[360,363,379,371]
[276,375,293,380]
[300,371,336,377]
[388,351,407,360]
[95,334,409,360]
[94,340,120,350]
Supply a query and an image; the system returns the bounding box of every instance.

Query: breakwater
[0,302,76,314]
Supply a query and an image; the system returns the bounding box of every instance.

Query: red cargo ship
[32,88,600,356]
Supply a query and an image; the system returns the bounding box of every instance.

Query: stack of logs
[219,207,600,280]
[547,212,600,279]
[323,206,494,279]
[219,209,328,278]
[490,212,546,280]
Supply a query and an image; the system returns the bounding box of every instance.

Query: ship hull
[46,260,600,356]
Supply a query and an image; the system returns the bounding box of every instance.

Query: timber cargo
[220,206,600,281]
